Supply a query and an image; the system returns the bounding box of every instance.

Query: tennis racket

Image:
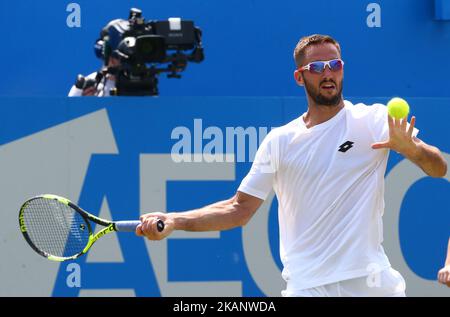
[18,194,165,262]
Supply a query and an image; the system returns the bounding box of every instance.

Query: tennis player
[438,238,450,287]
[137,34,447,296]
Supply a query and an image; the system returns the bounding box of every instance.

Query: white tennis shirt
[238,100,418,291]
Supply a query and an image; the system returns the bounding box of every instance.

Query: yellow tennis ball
[387,97,410,119]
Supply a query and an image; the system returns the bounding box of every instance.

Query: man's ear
[294,70,304,86]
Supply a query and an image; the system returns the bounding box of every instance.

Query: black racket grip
[156,219,165,232]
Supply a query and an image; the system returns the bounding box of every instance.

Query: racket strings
[22,198,90,258]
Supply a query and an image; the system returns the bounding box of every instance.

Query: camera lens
[141,41,153,54]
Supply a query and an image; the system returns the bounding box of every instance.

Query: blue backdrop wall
[0,97,449,296]
[1,0,450,97]
[0,0,449,297]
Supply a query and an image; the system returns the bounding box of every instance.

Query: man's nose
[323,65,333,76]
[321,66,334,80]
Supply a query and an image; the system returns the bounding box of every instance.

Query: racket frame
[19,194,120,262]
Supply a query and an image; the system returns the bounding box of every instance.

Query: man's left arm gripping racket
[18,194,164,262]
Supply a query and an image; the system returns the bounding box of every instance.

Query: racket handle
[115,221,141,232]
[115,220,165,233]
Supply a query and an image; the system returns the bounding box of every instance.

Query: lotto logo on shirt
[338,141,354,153]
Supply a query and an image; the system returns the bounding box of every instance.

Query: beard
[303,76,343,107]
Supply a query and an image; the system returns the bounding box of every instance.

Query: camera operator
[68,18,126,97]
[68,56,120,97]
[68,8,204,97]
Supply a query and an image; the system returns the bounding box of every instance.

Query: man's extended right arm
[136,191,264,240]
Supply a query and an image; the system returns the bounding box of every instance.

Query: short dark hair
[293,34,341,67]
